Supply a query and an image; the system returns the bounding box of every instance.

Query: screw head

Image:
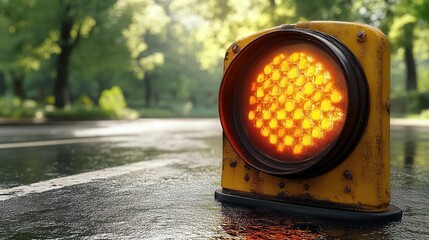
[357,30,366,42]
[303,183,310,191]
[279,182,285,188]
[229,159,237,168]
[344,170,353,180]
[244,173,250,182]
[232,43,240,53]
[344,185,351,193]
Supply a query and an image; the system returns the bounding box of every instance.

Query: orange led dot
[262,110,270,120]
[272,55,283,65]
[315,74,324,85]
[278,94,286,104]
[315,63,323,73]
[293,144,303,154]
[285,119,294,129]
[298,58,308,69]
[321,99,332,112]
[276,109,286,120]
[330,90,342,103]
[263,80,272,89]
[321,118,332,130]
[310,109,322,120]
[272,69,281,81]
[287,68,298,79]
[264,65,273,75]
[306,65,315,77]
[303,100,312,110]
[286,85,294,95]
[255,119,263,128]
[261,127,270,137]
[281,61,289,72]
[293,109,303,120]
[262,94,271,103]
[256,103,262,112]
[312,91,323,102]
[279,77,287,87]
[289,52,300,62]
[303,82,314,95]
[302,118,313,129]
[295,75,305,86]
[249,96,257,105]
[302,135,313,146]
[332,110,344,121]
[257,73,265,82]
[271,86,279,96]
[293,128,302,138]
[270,102,277,111]
[285,101,295,112]
[277,144,285,152]
[324,82,333,92]
[248,111,255,120]
[325,72,332,81]
[294,92,304,102]
[312,127,322,138]
[277,128,286,138]
[250,82,257,91]
[269,134,278,144]
[256,87,264,98]
[284,135,294,146]
[307,55,314,63]
[269,118,278,129]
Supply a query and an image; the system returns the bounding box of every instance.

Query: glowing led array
[248,52,346,155]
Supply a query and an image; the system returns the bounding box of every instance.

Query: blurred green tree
[51,0,117,108]
[387,0,429,91]
[0,0,57,99]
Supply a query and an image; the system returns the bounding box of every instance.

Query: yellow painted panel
[220,22,390,212]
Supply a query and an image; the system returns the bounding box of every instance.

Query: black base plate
[215,189,402,222]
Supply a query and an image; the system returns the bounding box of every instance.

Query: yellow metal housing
[220,21,390,212]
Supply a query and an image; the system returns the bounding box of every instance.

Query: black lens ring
[225,28,369,178]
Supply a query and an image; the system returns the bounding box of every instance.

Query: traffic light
[215,21,402,222]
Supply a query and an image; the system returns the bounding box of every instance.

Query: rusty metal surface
[220,22,391,211]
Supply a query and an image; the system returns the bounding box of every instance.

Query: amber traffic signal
[216,21,402,222]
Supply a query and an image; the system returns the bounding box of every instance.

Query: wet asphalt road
[0,119,428,239]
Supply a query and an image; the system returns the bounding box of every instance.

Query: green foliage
[99,86,126,111]
[391,91,429,116]
[0,0,428,119]
[77,95,94,107]
[0,97,43,119]
[420,109,429,119]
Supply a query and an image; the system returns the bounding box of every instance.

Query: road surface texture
[0,119,428,239]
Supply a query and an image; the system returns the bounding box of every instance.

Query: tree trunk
[404,23,417,91]
[54,5,77,109]
[0,73,5,96]
[404,43,417,91]
[144,76,152,108]
[11,72,25,99]
[54,45,72,108]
